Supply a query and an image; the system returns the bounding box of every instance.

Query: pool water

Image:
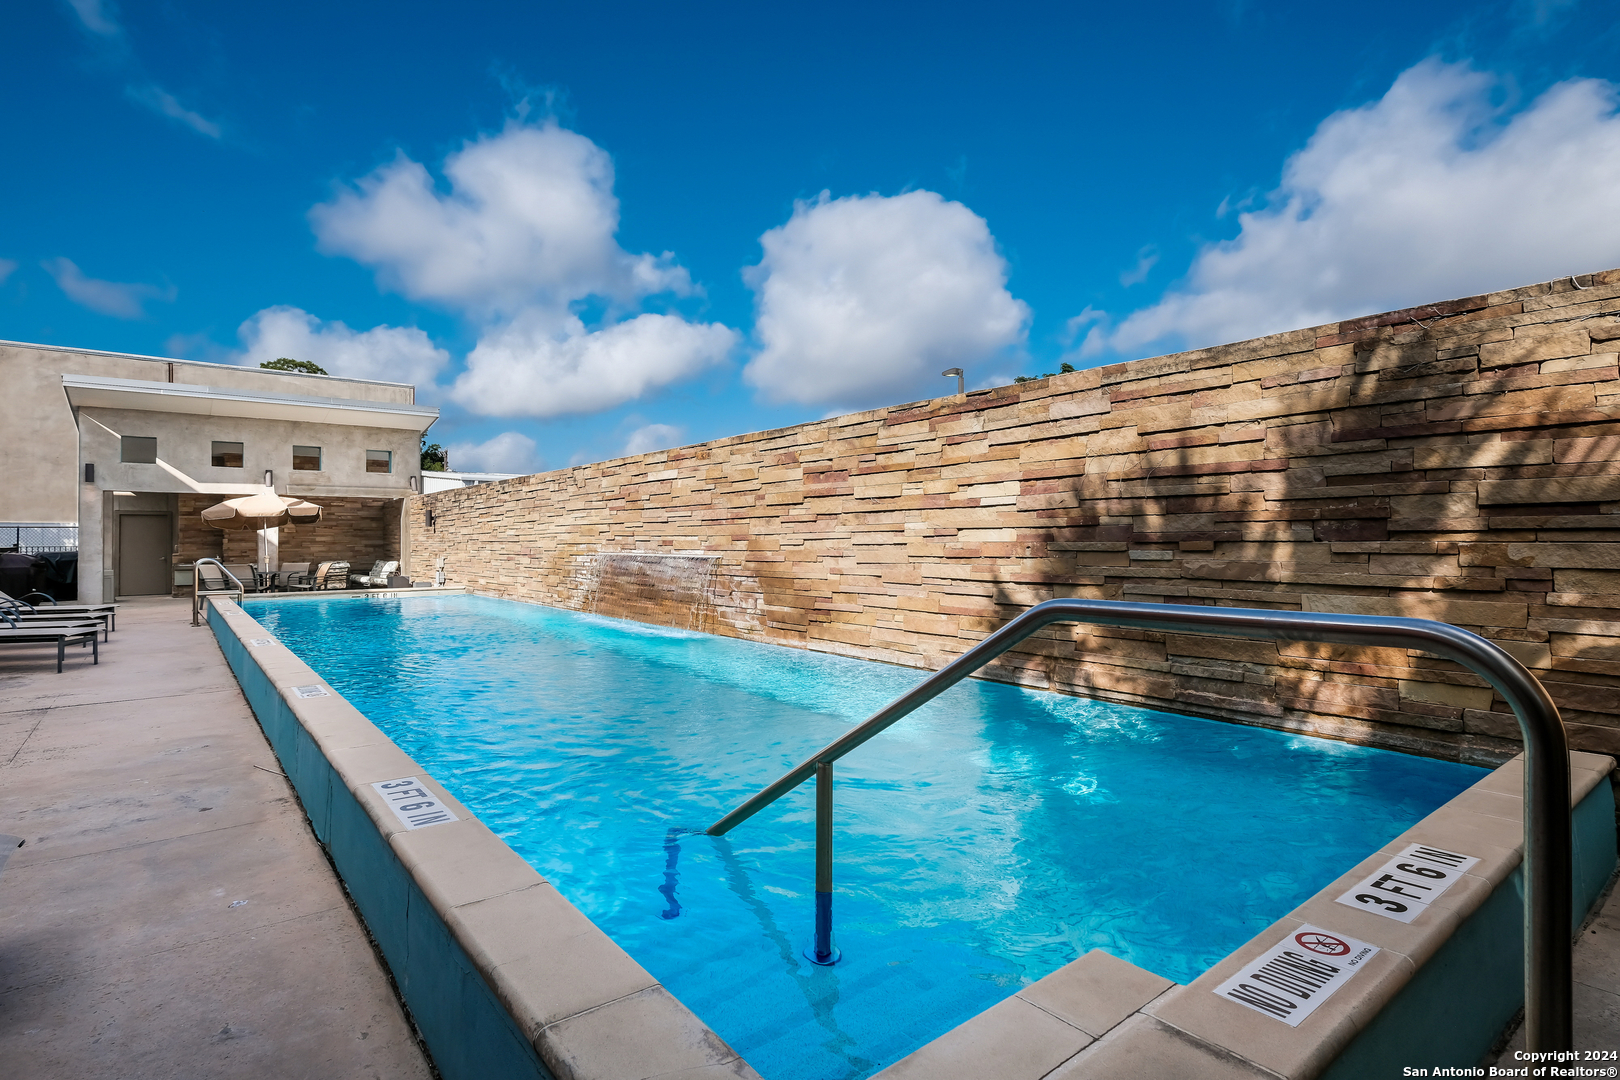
[245,593,1486,1080]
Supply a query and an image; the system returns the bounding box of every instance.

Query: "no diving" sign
[1213,924,1379,1026]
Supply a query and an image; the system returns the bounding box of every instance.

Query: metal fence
[0,523,79,553]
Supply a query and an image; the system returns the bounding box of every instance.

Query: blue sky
[5,1,1620,473]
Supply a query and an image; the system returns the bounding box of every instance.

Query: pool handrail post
[704,597,1572,1051]
[805,761,839,965]
[191,558,245,626]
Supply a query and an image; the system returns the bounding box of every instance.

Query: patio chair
[274,562,311,592]
[222,564,261,593]
[349,560,399,588]
[319,561,351,590]
[284,562,330,591]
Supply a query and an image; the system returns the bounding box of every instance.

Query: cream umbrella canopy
[201,494,323,576]
[200,493,323,530]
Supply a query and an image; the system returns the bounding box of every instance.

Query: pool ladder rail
[705,597,1575,1054]
[191,558,246,626]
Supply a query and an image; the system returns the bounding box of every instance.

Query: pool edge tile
[536,985,762,1080]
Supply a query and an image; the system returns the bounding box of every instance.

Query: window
[292,445,322,471]
[366,449,392,474]
[120,436,157,463]
[211,441,244,468]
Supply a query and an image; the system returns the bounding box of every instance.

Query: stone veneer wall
[178,495,401,569]
[407,270,1620,765]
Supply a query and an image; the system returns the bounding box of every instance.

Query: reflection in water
[708,834,874,1078]
[659,827,691,920]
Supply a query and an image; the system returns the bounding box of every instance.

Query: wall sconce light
[409,475,419,493]
[425,507,435,529]
[84,463,95,483]
[264,469,274,487]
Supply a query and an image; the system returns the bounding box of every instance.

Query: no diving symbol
[1295,931,1350,956]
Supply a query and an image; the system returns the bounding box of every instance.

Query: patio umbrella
[201,494,323,573]
[200,493,323,530]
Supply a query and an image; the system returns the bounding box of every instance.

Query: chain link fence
[0,523,79,553]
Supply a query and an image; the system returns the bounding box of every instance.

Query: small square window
[366,449,392,474]
[211,441,244,468]
[292,445,322,471]
[120,436,157,464]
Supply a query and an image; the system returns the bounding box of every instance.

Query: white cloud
[623,423,684,456]
[445,431,542,474]
[743,190,1028,409]
[234,305,450,386]
[309,121,690,321]
[126,84,222,139]
[1118,246,1159,287]
[451,311,735,418]
[65,0,120,36]
[43,257,174,318]
[0,259,17,285]
[1086,59,1620,358]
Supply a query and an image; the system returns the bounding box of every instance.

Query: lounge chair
[0,623,100,671]
[0,591,117,631]
[0,604,111,641]
[349,560,399,588]
[319,561,351,590]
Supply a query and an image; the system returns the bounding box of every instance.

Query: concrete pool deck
[0,595,432,1079]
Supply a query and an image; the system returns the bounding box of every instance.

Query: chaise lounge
[349,560,399,588]
[0,620,101,671]
[0,590,117,632]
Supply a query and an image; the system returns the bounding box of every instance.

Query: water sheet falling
[582,551,720,632]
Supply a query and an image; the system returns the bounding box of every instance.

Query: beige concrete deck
[0,596,432,1079]
[1489,866,1620,1063]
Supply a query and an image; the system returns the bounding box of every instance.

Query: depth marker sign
[1213,925,1378,1027]
[1334,843,1479,924]
[371,776,460,830]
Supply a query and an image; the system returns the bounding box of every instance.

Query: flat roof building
[1,339,438,602]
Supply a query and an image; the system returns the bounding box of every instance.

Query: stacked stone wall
[407,269,1620,765]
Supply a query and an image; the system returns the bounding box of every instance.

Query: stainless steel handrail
[191,557,245,626]
[706,597,1573,1051]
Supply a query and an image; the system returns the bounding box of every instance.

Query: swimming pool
[244,593,1487,1080]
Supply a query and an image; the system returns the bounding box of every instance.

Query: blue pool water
[245,593,1486,1079]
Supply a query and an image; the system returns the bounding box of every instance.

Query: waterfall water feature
[580,551,721,632]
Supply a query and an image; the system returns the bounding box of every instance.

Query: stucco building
[1,339,437,602]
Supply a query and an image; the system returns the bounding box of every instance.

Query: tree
[421,436,448,472]
[1014,361,1076,384]
[260,357,328,376]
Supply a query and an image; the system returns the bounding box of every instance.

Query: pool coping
[209,591,1617,1080]
[207,595,759,1080]
[873,757,1617,1080]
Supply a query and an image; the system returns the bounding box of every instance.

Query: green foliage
[421,436,449,472]
[1014,361,1077,384]
[260,357,328,375]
